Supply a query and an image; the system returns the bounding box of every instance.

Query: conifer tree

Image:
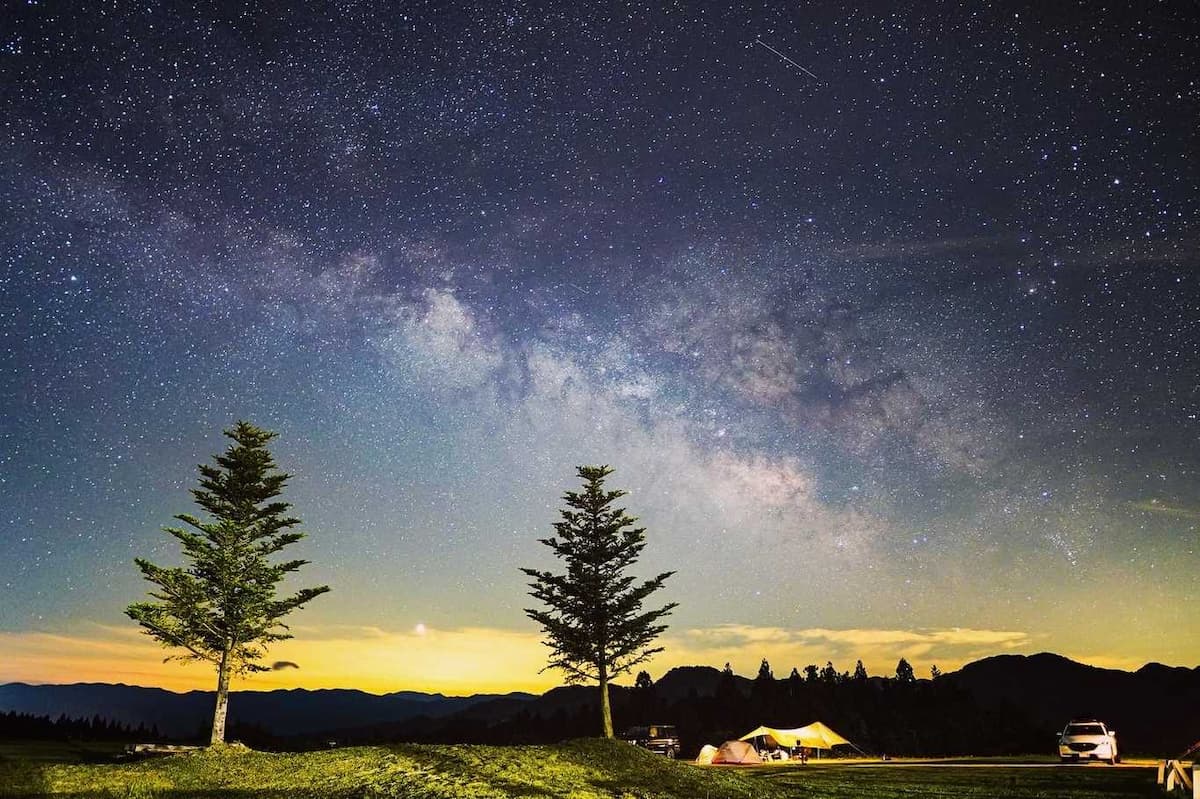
[752,657,776,704]
[522,465,676,738]
[717,662,740,703]
[126,421,330,746]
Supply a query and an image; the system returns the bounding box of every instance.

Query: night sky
[2,2,1198,693]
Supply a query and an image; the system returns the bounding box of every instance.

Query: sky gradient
[1,2,1198,694]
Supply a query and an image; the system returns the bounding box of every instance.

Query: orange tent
[712,739,762,765]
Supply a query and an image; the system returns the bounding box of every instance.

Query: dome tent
[711,739,762,765]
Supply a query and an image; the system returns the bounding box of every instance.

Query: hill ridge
[4,652,1198,754]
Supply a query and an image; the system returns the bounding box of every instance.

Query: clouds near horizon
[0,621,1089,695]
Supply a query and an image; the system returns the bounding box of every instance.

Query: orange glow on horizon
[0,622,1176,695]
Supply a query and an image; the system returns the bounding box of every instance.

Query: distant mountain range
[0,682,535,738]
[3,653,1198,755]
[943,652,1200,752]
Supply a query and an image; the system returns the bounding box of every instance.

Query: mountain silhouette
[3,653,1197,755]
[944,652,1200,753]
[0,682,533,739]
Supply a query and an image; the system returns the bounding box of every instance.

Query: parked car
[621,725,680,758]
[1058,719,1119,764]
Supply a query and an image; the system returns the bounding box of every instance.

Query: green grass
[0,740,1166,798]
[0,739,777,799]
[747,761,1162,798]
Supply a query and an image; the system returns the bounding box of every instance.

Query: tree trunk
[598,662,613,738]
[210,648,232,746]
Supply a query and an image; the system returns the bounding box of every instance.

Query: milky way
[1,3,1197,683]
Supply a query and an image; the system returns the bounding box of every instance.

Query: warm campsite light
[738,722,856,752]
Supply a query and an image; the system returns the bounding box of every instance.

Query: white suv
[1058,719,1119,764]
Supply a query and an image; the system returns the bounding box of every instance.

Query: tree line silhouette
[475,663,1036,758]
[0,711,160,743]
[196,658,1039,758]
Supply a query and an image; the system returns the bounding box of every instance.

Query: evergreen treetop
[522,465,676,737]
[126,421,329,744]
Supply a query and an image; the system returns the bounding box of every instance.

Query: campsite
[0,706,1181,798]
[694,721,858,765]
[0,738,1171,799]
[3,658,1197,796]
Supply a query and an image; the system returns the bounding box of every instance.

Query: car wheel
[666,747,676,759]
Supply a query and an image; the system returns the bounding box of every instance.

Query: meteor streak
[755,38,819,80]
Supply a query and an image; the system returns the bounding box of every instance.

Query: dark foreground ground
[0,739,1167,798]
[751,759,1161,799]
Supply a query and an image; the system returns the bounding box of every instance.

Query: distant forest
[3,671,1009,756]
[316,668,1044,759]
[245,657,1199,758]
[5,654,1197,758]
[0,711,160,743]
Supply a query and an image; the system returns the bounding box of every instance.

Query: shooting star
[1127,500,1200,519]
[755,38,819,81]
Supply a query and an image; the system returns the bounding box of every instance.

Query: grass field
[0,742,128,764]
[0,739,1168,798]
[749,761,1162,798]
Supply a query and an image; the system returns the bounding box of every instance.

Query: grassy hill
[0,739,1163,798]
[0,739,777,799]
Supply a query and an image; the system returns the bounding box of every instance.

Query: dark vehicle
[621,725,680,758]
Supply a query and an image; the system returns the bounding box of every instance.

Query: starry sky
[1,2,1198,694]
